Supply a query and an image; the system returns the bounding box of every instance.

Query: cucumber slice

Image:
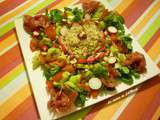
[89,78,102,90]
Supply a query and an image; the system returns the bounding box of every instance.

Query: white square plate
[14,3,160,120]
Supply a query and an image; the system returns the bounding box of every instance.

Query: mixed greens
[23,0,146,112]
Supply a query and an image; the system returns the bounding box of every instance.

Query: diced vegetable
[117,53,126,62]
[32,51,40,69]
[110,45,119,53]
[47,47,61,55]
[68,74,81,84]
[89,77,102,90]
[99,21,106,29]
[60,71,71,82]
[53,82,61,88]
[65,81,77,90]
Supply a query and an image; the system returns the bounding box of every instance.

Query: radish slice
[107,26,117,34]
[108,56,116,64]
[89,78,102,90]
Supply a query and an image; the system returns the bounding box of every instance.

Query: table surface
[0,0,160,120]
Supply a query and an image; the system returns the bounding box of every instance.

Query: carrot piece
[30,39,38,52]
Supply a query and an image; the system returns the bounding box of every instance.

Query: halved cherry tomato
[95,52,105,61]
[46,80,53,90]
[45,25,56,40]
[77,58,87,64]
[52,40,57,48]
[40,45,48,52]
[30,39,38,52]
[94,45,105,53]
[90,90,100,98]
[87,56,95,64]
[58,36,67,54]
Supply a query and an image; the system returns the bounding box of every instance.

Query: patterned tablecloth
[0,0,160,120]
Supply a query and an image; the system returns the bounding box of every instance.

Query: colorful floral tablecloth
[0,0,160,120]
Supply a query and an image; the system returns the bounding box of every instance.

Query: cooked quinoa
[62,21,102,58]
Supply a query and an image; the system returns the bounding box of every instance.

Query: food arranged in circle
[23,0,146,112]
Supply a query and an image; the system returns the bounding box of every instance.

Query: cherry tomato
[58,36,67,53]
[87,56,95,64]
[77,58,87,64]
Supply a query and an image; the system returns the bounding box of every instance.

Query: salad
[23,0,146,112]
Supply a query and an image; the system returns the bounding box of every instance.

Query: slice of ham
[82,1,100,13]
[124,52,146,73]
[110,34,129,53]
[23,15,49,33]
